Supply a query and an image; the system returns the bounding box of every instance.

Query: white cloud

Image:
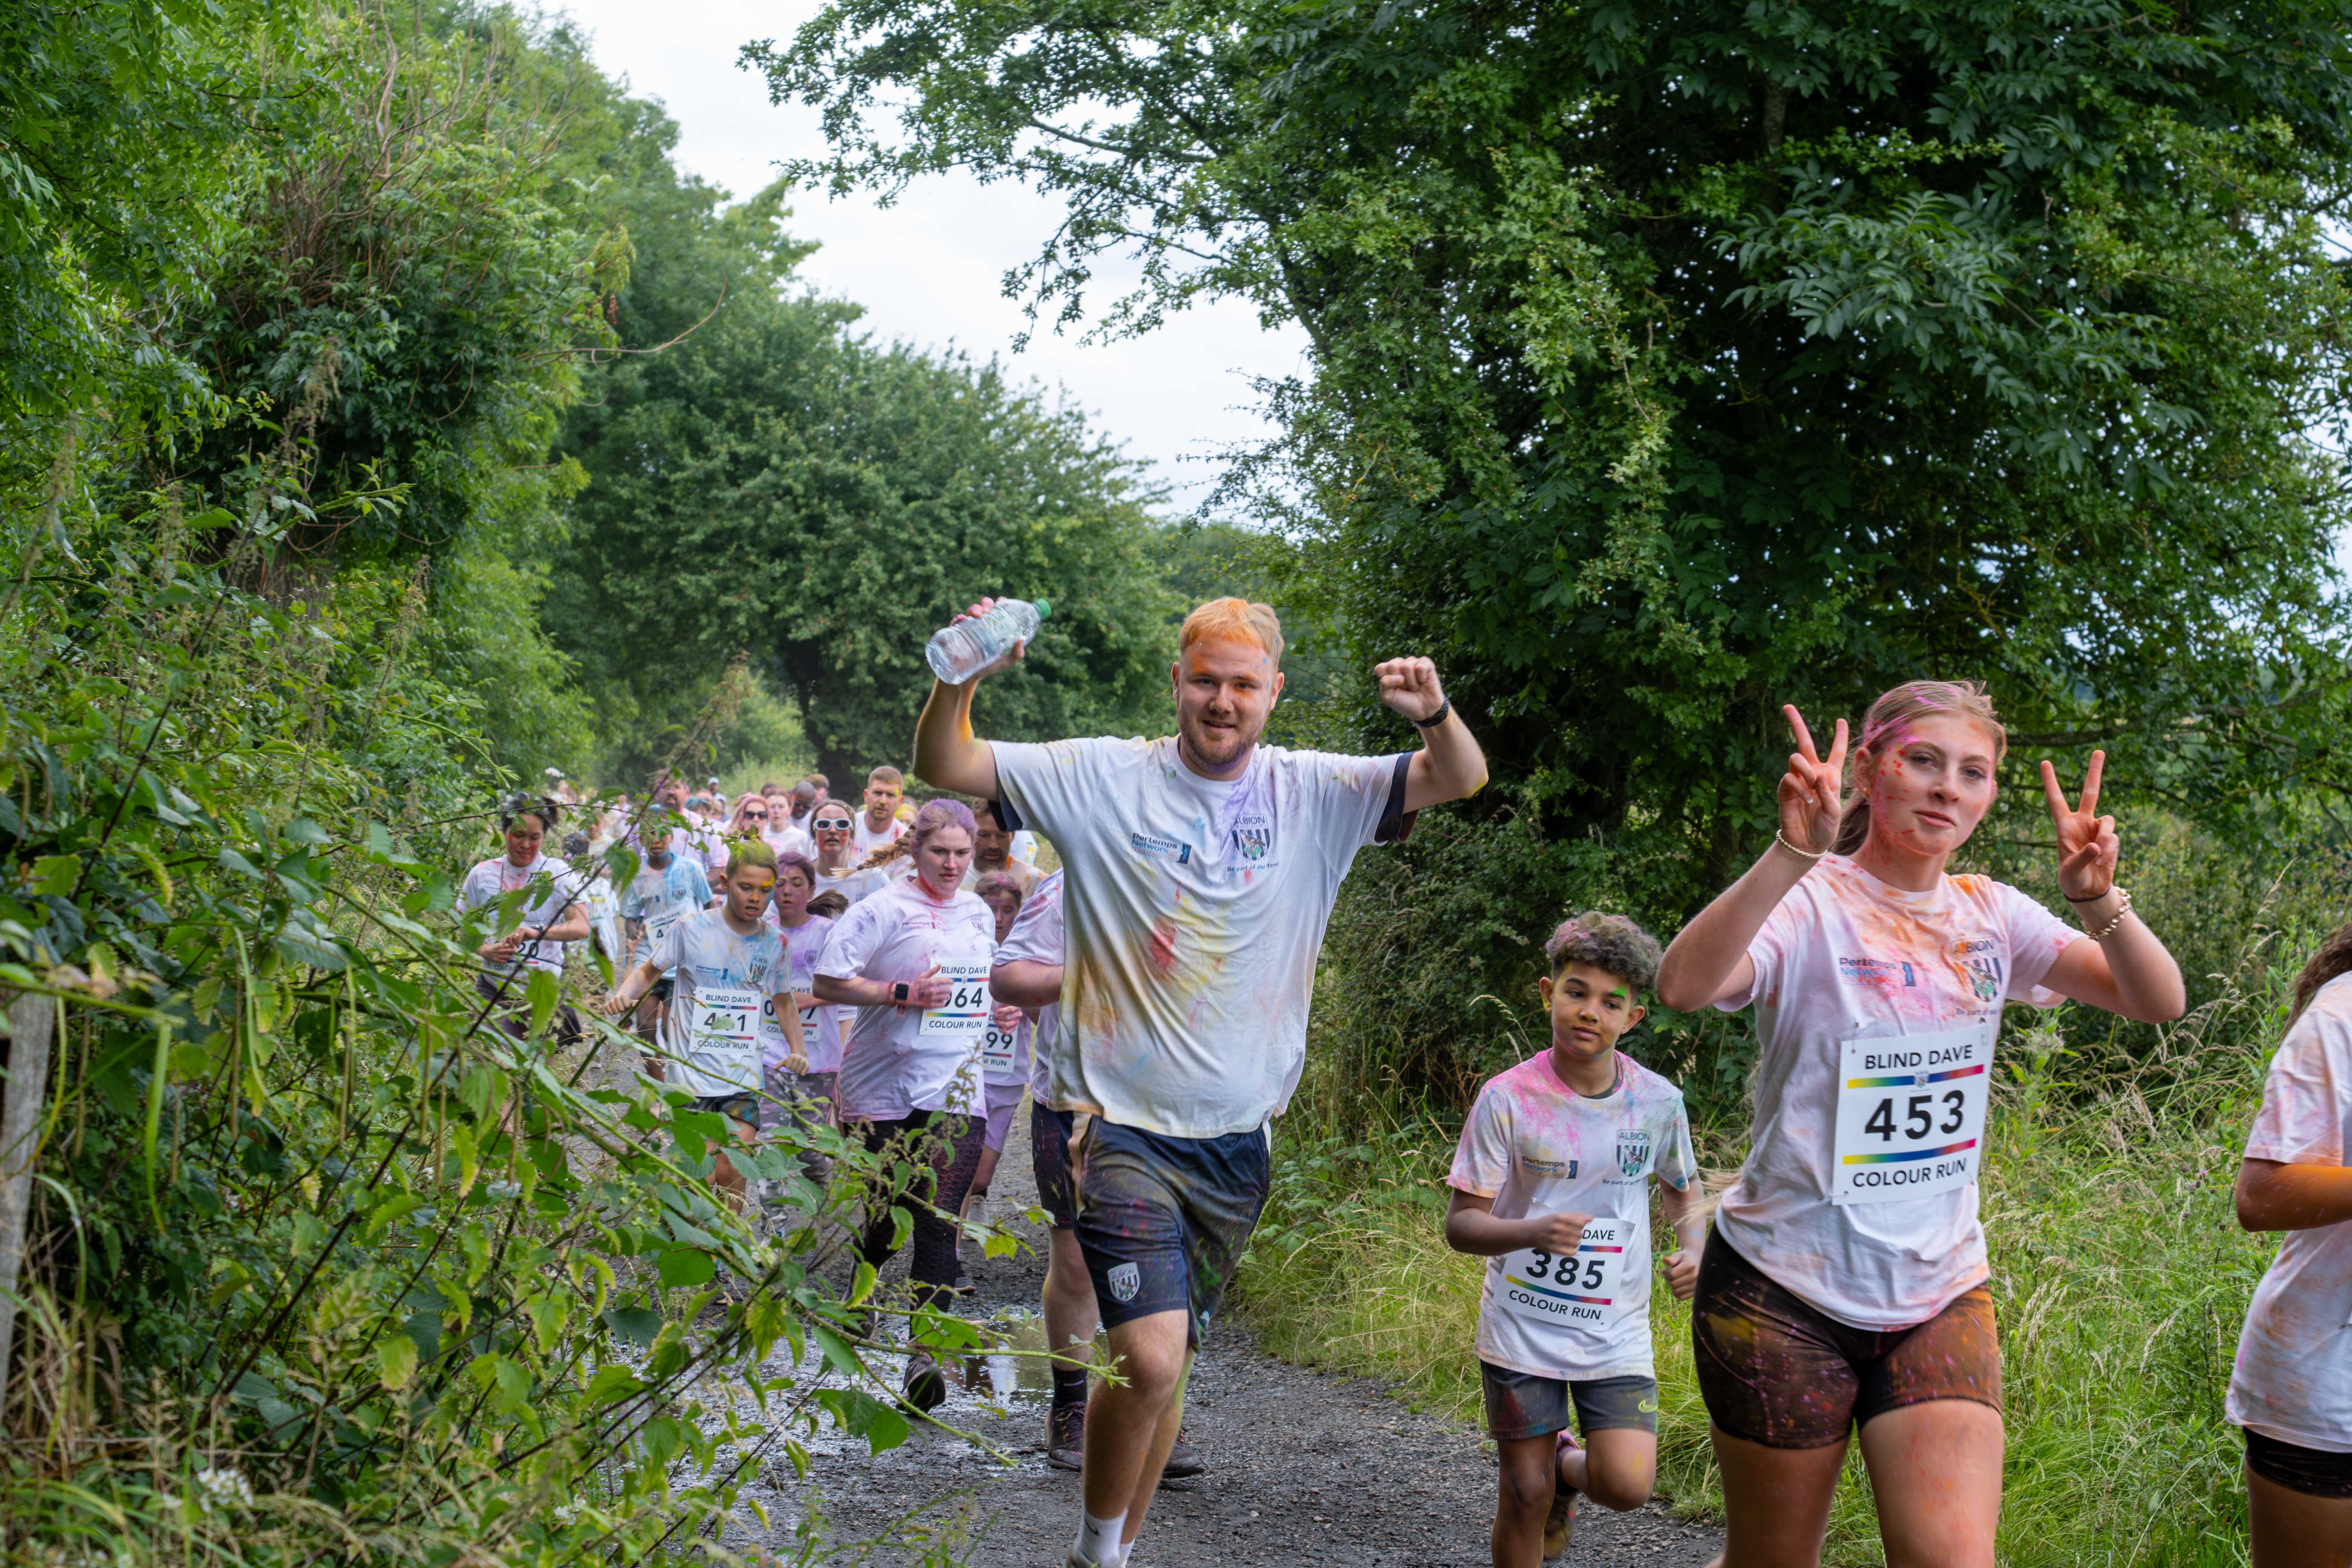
[557,0,1311,508]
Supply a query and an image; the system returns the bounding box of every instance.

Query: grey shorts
[1480,1363,1659,1441]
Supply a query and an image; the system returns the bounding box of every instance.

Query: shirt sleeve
[996,874,1065,966]
[815,899,885,982]
[1654,1097,1697,1192]
[692,864,714,903]
[1996,882,2079,1007]
[1445,1083,1514,1197]
[2245,1011,2351,1166]
[1295,750,1412,862]
[1717,890,1805,1013]
[619,880,644,920]
[647,919,687,975]
[993,738,1121,851]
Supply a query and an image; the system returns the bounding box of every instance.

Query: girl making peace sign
[1654,681,2184,1568]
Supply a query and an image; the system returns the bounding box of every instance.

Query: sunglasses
[813,818,853,831]
[743,810,769,822]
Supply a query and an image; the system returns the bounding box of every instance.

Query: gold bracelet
[2082,886,2133,941]
[1773,830,1825,864]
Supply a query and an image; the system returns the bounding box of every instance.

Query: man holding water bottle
[913,595,1489,1568]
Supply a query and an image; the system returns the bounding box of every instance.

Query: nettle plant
[0,490,1015,1564]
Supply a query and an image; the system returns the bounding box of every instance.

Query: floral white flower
[194,1465,254,1512]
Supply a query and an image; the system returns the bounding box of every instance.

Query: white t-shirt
[816,877,998,1121]
[994,737,1408,1138]
[646,909,789,1099]
[1713,854,2078,1328]
[763,825,817,863]
[566,870,623,969]
[456,853,577,976]
[851,813,906,860]
[1449,1052,1696,1380]
[2229,971,2352,1452]
[995,868,1065,1100]
[815,863,887,907]
[763,913,842,1074]
[618,855,713,974]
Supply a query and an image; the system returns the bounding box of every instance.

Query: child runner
[954,870,1034,1297]
[1654,682,2185,1568]
[617,814,716,1078]
[456,795,591,1038]
[914,596,1488,1567]
[2229,926,2352,1563]
[811,798,997,1412]
[762,850,840,1183]
[600,839,798,1211]
[1445,913,1700,1565]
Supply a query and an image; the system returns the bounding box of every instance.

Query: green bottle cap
[1034,600,1052,620]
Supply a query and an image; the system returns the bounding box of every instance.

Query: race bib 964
[1832,1021,1995,1205]
[919,963,991,1039]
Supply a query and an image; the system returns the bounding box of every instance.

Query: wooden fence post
[0,990,55,1407]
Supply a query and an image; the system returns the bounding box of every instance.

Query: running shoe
[953,1266,976,1296]
[1544,1429,1582,1561]
[1046,1400,1087,1470]
[902,1352,948,1413]
[1161,1425,1203,1480]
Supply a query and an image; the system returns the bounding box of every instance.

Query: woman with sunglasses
[810,801,886,906]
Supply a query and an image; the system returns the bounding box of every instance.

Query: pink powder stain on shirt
[1824,862,1991,1019]
[1147,918,1179,975]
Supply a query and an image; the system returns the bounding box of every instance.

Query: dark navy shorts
[1032,1102,1078,1230]
[1481,1364,1660,1440]
[2246,1428,2352,1498]
[1073,1116,1271,1346]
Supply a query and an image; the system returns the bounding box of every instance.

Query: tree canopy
[758,0,2352,893]
[546,119,1178,788]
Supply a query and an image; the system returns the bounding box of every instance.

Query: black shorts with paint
[1480,1364,1659,1441]
[1031,1102,1079,1230]
[1073,1116,1270,1346]
[1691,1226,2001,1449]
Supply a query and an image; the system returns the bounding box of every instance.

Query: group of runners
[456,595,2352,1568]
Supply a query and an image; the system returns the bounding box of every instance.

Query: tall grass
[1239,972,2292,1565]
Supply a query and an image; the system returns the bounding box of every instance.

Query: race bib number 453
[919,963,991,1039]
[1497,1215,1646,1334]
[1833,1022,1994,1206]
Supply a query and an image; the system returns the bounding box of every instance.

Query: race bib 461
[1832,1022,1994,1205]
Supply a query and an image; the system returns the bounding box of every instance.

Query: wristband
[1413,697,1451,729]
[1773,830,1825,864]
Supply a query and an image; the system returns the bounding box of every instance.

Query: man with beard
[913,596,1487,1568]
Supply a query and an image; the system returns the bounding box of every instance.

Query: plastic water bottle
[926,599,1049,683]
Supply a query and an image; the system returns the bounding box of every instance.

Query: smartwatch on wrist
[892,982,911,1004]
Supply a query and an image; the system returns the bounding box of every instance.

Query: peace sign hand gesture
[2041,750,2119,902]
[1777,706,1848,856]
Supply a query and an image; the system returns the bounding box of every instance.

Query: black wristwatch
[892,982,911,1003]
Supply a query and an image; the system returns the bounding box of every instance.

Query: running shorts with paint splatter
[2245,1428,2352,1499]
[1480,1364,1659,1441]
[1072,1116,1270,1346]
[1692,1226,2000,1449]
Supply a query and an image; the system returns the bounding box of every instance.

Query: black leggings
[853,1109,987,1312]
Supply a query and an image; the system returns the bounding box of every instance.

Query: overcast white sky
[556,0,1309,509]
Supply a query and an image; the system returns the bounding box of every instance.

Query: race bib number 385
[919,963,991,1039]
[1497,1215,1646,1334]
[1833,1022,1995,1206]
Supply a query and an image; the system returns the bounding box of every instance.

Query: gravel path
[743,1113,1725,1568]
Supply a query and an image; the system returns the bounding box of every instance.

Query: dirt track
[739,1117,1726,1568]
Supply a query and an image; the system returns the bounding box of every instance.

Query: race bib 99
[919,963,991,1039]
[1833,1022,1995,1205]
[1496,1215,1646,1334]
[980,1018,1021,1072]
